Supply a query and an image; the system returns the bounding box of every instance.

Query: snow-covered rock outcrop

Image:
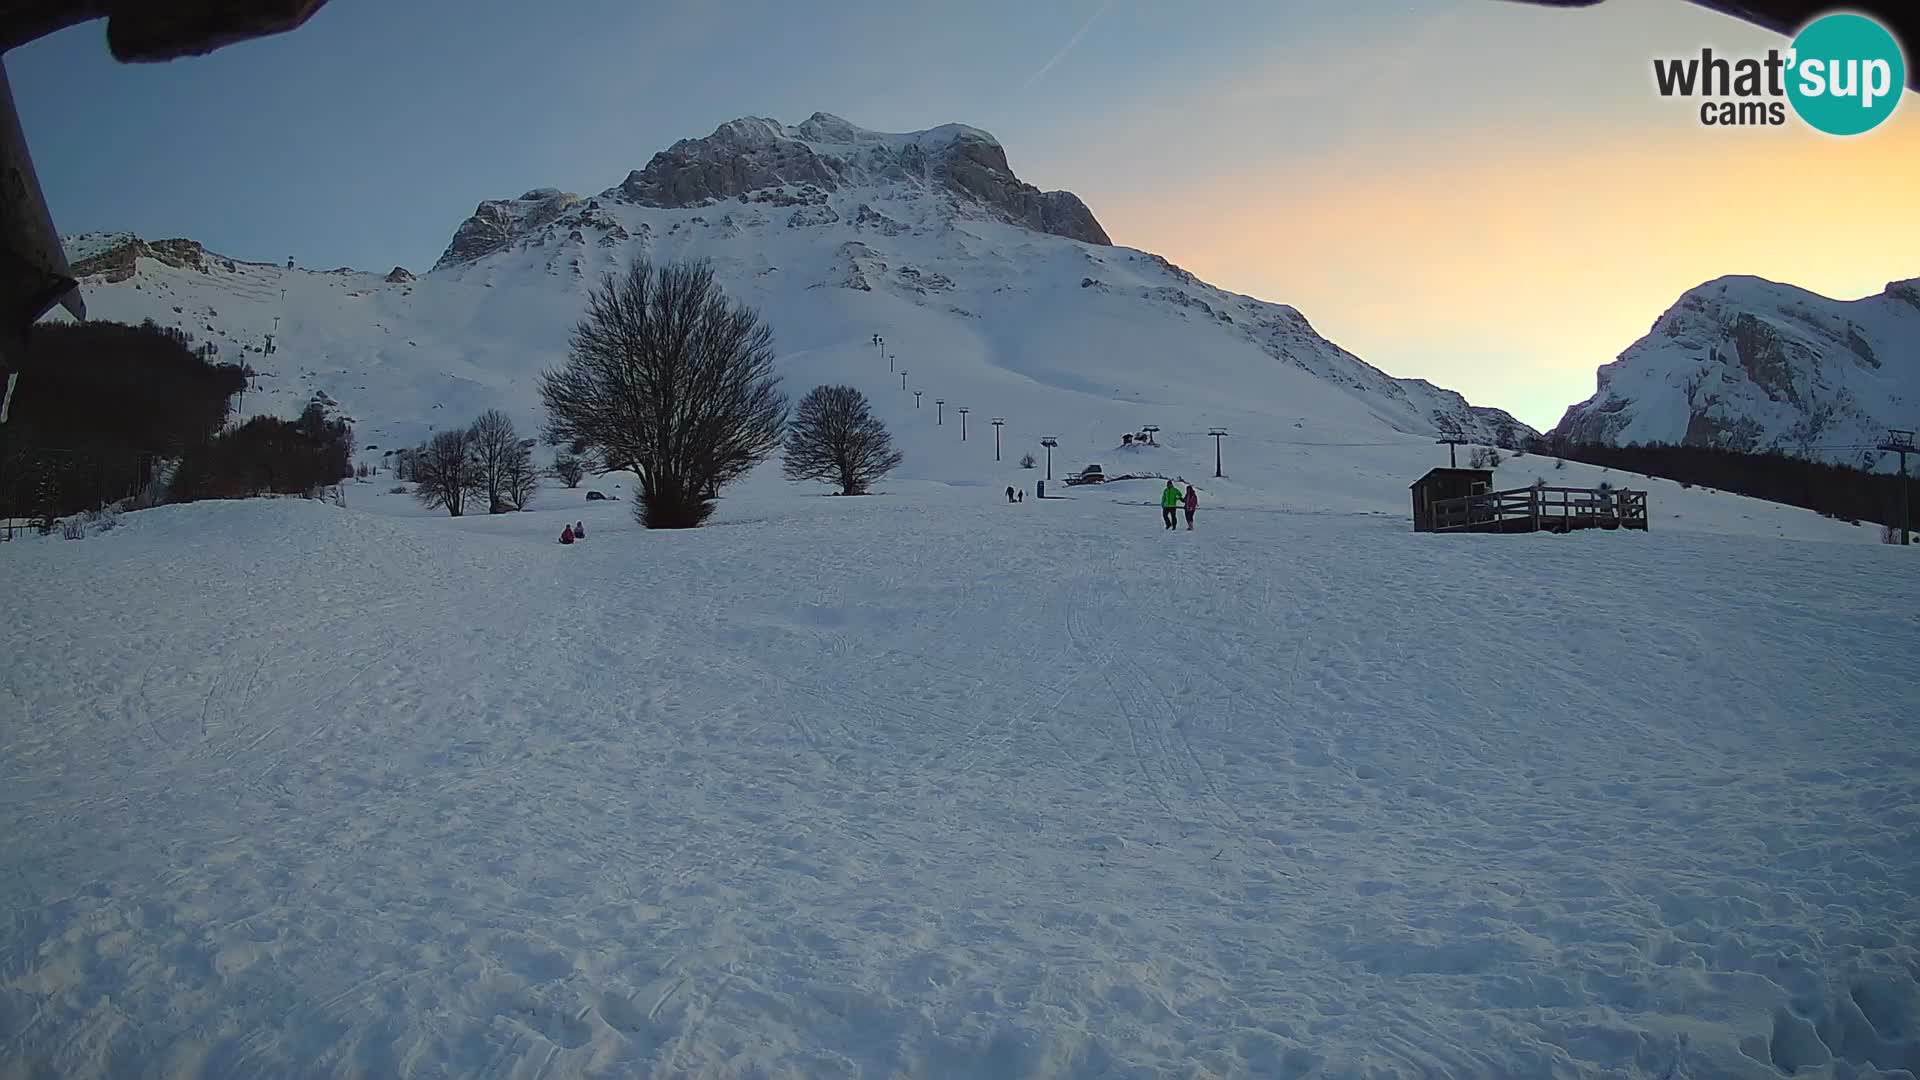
[1555,275,1920,467]
[434,189,584,270]
[438,113,1110,263]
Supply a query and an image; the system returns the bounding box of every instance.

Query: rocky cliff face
[1554,275,1920,467]
[436,113,1108,271]
[614,117,847,208]
[435,189,583,270]
[70,234,240,282]
[928,131,1108,245]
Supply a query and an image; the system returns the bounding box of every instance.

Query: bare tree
[550,451,586,488]
[504,446,539,511]
[540,258,787,528]
[469,409,526,513]
[411,429,483,516]
[783,385,902,495]
[1019,453,1037,469]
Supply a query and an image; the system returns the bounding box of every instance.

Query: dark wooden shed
[1410,467,1493,532]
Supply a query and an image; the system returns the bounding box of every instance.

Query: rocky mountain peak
[66,233,250,282]
[612,114,1108,245]
[1887,277,1920,311]
[793,111,866,143]
[433,189,582,271]
[434,113,1108,271]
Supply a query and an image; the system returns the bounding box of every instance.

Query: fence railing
[1431,485,1648,532]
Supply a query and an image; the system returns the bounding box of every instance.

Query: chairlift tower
[1208,428,1229,478]
[958,408,969,441]
[991,417,1005,461]
[1880,428,1916,545]
[1040,437,1059,479]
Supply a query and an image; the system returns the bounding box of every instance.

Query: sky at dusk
[9,0,1917,430]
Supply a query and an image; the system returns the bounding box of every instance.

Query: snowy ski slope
[2,486,1916,1078]
[55,226,1892,546]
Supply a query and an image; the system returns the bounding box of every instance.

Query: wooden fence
[1430,485,1648,534]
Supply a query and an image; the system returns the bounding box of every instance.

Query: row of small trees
[171,401,354,502]
[395,410,541,516]
[538,258,901,529]
[1531,437,1916,531]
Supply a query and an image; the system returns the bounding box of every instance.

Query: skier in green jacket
[1161,480,1181,530]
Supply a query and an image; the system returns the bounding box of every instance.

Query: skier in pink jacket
[1182,485,1198,530]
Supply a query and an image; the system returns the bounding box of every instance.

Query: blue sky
[10,0,1917,428]
[11,0,1406,268]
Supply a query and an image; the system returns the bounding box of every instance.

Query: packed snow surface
[3,480,1916,1079]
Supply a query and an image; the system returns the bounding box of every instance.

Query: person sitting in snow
[574,520,586,539]
[559,524,575,545]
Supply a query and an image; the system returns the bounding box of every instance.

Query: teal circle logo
[1786,13,1906,135]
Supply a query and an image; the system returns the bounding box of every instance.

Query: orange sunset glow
[1102,107,1920,428]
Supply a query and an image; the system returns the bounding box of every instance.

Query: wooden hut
[1410,468,1493,532]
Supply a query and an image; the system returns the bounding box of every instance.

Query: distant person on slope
[1183,484,1198,530]
[1006,485,1016,504]
[559,524,575,545]
[574,520,586,539]
[1161,481,1180,530]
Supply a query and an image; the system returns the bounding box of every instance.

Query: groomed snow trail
[2,493,1916,1079]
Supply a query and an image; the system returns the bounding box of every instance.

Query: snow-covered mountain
[55,112,1530,485]
[435,113,1110,269]
[1554,275,1920,468]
